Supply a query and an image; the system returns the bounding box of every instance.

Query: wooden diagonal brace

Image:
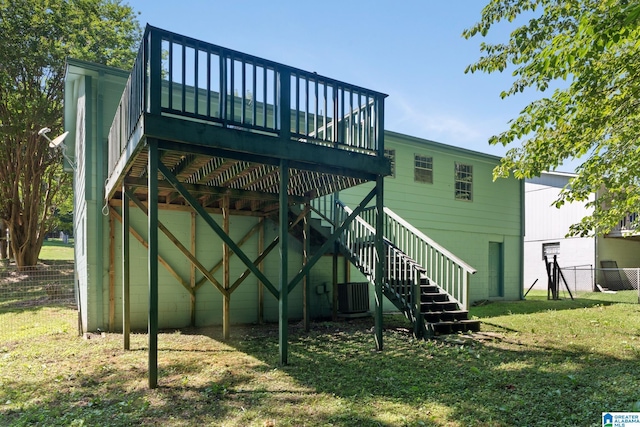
[110,207,193,295]
[124,188,228,297]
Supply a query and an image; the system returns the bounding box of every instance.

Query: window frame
[384,148,396,178]
[454,162,473,201]
[414,154,433,184]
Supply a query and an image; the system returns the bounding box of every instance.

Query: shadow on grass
[3,312,639,426]
[0,361,239,426]
[223,317,639,426]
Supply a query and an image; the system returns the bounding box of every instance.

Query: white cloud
[387,94,492,146]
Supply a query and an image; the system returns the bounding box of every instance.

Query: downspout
[520,178,525,300]
[96,72,105,329]
[593,191,598,291]
[594,231,598,292]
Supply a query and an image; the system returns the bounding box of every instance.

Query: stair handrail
[336,201,424,332]
[381,207,476,309]
[311,195,475,310]
[383,207,476,273]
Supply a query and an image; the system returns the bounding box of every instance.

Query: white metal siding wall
[524,173,595,289]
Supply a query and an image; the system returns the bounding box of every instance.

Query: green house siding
[67,59,344,331]
[67,56,522,333]
[65,61,132,332]
[340,131,523,304]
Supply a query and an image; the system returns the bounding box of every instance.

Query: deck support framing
[148,139,159,389]
[374,174,385,351]
[122,186,131,350]
[279,159,289,365]
[135,150,384,383]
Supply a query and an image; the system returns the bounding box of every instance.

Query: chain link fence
[559,265,596,293]
[0,263,78,339]
[561,265,640,299]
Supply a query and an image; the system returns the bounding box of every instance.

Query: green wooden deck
[105,26,389,215]
[105,25,389,388]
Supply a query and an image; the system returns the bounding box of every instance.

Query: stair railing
[310,194,474,314]
[362,206,476,309]
[337,201,426,334]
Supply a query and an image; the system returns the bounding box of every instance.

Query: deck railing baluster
[251,62,257,125]
[295,73,300,135]
[241,61,246,125]
[261,65,267,128]
[181,40,186,113]
[219,54,226,122]
[229,56,235,123]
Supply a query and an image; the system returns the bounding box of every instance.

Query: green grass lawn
[1,291,639,426]
[39,238,74,262]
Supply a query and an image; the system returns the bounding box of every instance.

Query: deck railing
[608,212,640,237]
[108,25,387,182]
[108,38,145,180]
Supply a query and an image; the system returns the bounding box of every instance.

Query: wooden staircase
[418,280,481,335]
[304,197,480,337]
[382,248,480,337]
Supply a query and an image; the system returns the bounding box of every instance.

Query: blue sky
[126,1,565,170]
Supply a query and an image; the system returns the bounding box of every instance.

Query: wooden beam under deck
[145,115,389,180]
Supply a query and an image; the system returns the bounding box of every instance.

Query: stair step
[420,292,449,303]
[431,319,482,335]
[432,321,454,335]
[420,284,439,294]
[421,301,459,312]
[439,310,470,321]
[459,319,482,332]
[424,310,470,323]
[423,311,443,323]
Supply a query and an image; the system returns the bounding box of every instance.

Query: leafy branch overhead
[0,0,141,267]
[464,0,640,236]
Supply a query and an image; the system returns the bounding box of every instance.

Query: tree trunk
[8,219,43,269]
[0,219,7,260]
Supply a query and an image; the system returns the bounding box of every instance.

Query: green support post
[222,195,230,340]
[303,203,310,331]
[374,95,386,350]
[148,140,159,388]
[122,186,130,350]
[279,159,289,365]
[332,242,338,321]
[375,174,384,351]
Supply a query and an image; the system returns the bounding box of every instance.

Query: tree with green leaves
[0,0,141,267]
[464,0,640,236]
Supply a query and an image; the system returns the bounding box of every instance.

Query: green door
[488,242,503,298]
